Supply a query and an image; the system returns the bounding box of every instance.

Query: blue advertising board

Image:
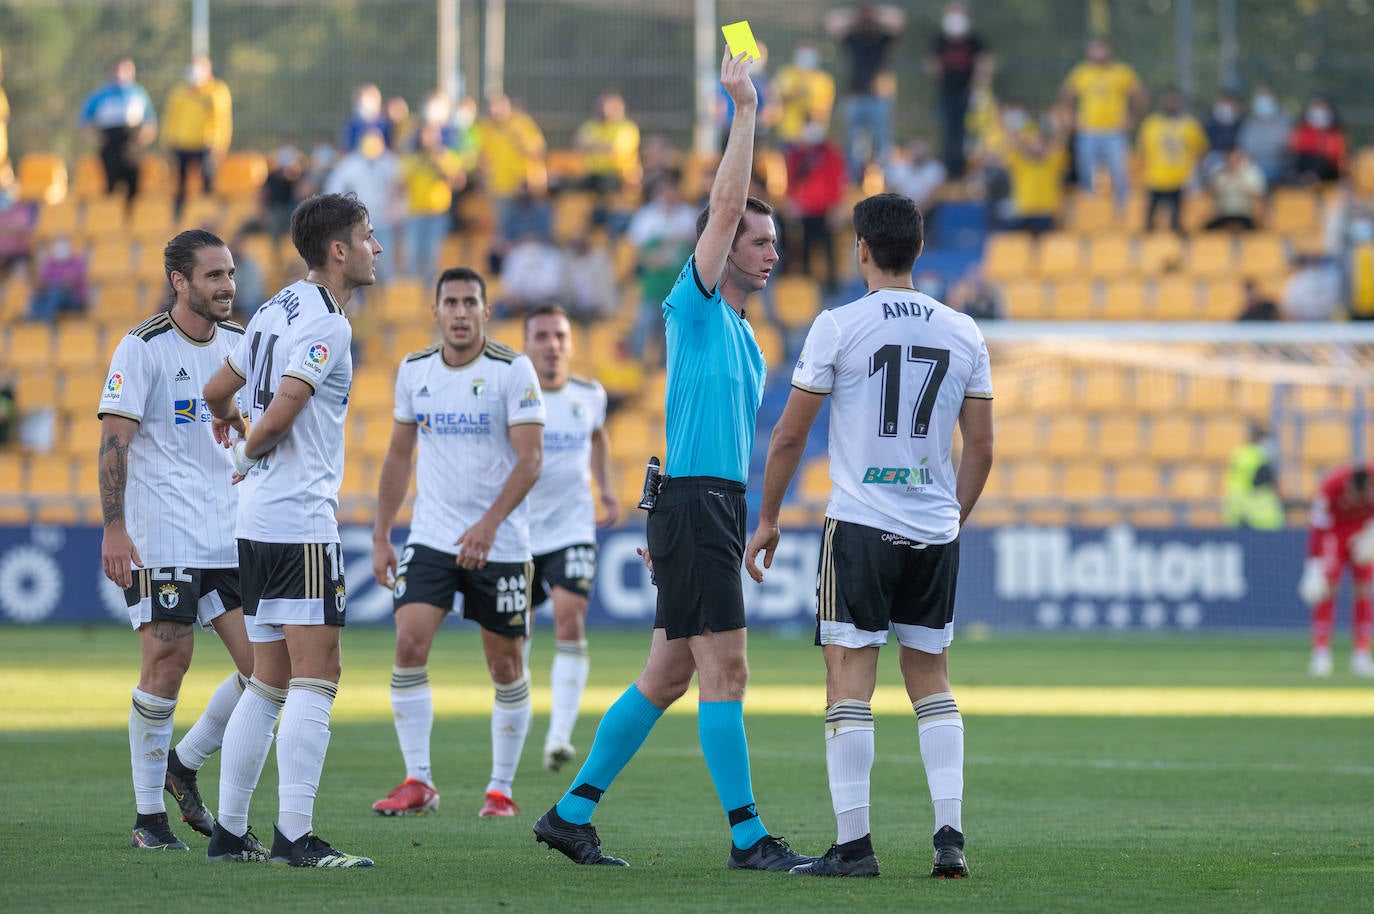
[0,524,1324,633]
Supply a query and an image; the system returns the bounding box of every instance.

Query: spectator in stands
[1201,90,1243,175]
[0,172,34,278]
[262,139,307,241]
[1288,95,1345,185]
[1238,85,1291,186]
[27,235,87,322]
[386,94,414,151]
[79,58,157,204]
[1059,38,1145,208]
[302,133,339,197]
[561,234,617,324]
[574,93,640,194]
[826,2,905,182]
[1235,279,1280,321]
[1206,148,1266,231]
[1223,421,1284,530]
[1001,108,1070,234]
[1345,212,1374,321]
[1281,253,1341,321]
[499,231,565,316]
[625,175,697,365]
[492,182,552,272]
[401,123,465,286]
[227,235,266,321]
[883,137,946,220]
[0,48,10,181]
[162,54,233,218]
[341,84,391,151]
[772,40,836,151]
[785,122,847,293]
[325,126,401,282]
[478,92,548,249]
[1138,88,1208,234]
[0,373,13,446]
[946,265,1002,320]
[925,3,989,179]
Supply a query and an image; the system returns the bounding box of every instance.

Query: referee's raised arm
[694,50,759,292]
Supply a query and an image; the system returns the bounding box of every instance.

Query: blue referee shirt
[662,256,767,484]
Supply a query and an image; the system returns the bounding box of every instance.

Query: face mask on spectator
[943,12,970,36]
[1212,103,1238,124]
[801,123,827,145]
[52,239,72,259]
[1002,109,1027,132]
[1306,107,1333,129]
[1351,219,1374,244]
[794,48,820,70]
[1251,94,1278,119]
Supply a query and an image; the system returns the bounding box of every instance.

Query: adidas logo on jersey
[175,367,191,381]
[417,385,430,397]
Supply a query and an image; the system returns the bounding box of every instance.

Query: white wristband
[231,439,260,475]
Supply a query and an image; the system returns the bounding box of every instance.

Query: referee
[534,49,813,872]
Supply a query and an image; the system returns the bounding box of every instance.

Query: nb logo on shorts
[563,546,596,583]
[495,575,528,616]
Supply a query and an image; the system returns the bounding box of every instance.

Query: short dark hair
[1354,467,1371,493]
[853,193,924,274]
[524,303,569,337]
[695,196,774,246]
[163,229,227,296]
[289,192,370,269]
[435,266,487,303]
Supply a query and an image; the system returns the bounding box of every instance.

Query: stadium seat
[1148,414,1197,461]
[1237,233,1287,280]
[1268,188,1319,233]
[1138,232,1183,275]
[85,239,136,285]
[129,197,176,242]
[552,192,597,244]
[999,279,1046,320]
[1059,459,1109,501]
[82,196,128,242]
[215,152,269,198]
[1043,414,1092,460]
[1196,280,1242,321]
[799,457,831,502]
[1085,235,1134,278]
[1036,232,1083,279]
[771,275,821,329]
[753,321,785,365]
[996,416,1038,459]
[63,417,103,458]
[15,370,58,414]
[1069,193,1117,234]
[5,323,55,372]
[1179,194,1215,233]
[1183,374,1233,414]
[1112,462,1163,498]
[180,196,224,232]
[34,200,80,241]
[1184,233,1236,279]
[1299,417,1356,465]
[982,233,1033,282]
[72,155,108,200]
[16,153,68,205]
[1099,278,1148,320]
[1095,414,1145,461]
[138,157,172,198]
[1200,414,1248,461]
[1354,147,1374,197]
[1009,460,1055,497]
[52,323,105,372]
[1076,366,1131,413]
[1152,276,1199,320]
[1168,464,1217,501]
[27,457,79,524]
[1045,278,1095,319]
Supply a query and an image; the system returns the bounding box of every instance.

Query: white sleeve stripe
[394,416,418,425]
[509,418,545,426]
[964,391,994,399]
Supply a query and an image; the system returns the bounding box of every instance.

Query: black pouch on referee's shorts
[638,456,663,511]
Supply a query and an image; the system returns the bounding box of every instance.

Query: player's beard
[187,283,234,323]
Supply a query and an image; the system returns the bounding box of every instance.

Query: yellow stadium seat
[15,371,58,412]
[552,192,597,244]
[1099,278,1148,320]
[1044,414,1092,460]
[1200,415,1248,461]
[799,457,831,500]
[216,152,269,198]
[1,275,31,321]
[753,321,785,366]
[86,239,136,284]
[1069,193,1117,234]
[1184,233,1236,279]
[73,155,108,200]
[27,457,80,524]
[139,157,172,198]
[1149,415,1197,461]
[16,153,68,205]
[1112,462,1162,498]
[34,200,80,241]
[771,275,822,330]
[53,323,105,372]
[996,416,1038,459]
[83,196,128,241]
[1168,464,1217,501]
[1238,233,1287,279]
[1198,280,1243,321]
[341,455,379,498]
[1183,375,1233,414]
[1127,505,1179,528]
[1354,147,1374,197]
[1076,366,1131,414]
[982,233,1033,282]
[1046,278,1095,319]
[1300,417,1355,465]
[5,323,55,372]
[1096,414,1145,462]
[1059,460,1109,500]
[63,418,103,458]
[1268,188,1319,234]
[1152,276,1199,320]
[180,196,224,232]
[1085,235,1134,278]
[1009,460,1056,497]
[1138,232,1183,275]
[1180,193,1215,233]
[999,279,1047,319]
[1036,232,1083,279]
[351,412,394,460]
[129,197,176,242]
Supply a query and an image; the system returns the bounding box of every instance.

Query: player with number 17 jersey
[226,279,353,544]
[791,288,992,545]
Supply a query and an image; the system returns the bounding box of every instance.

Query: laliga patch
[301,341,330,377]
[102,371,124,402]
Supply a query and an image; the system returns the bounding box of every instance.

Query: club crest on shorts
[157,584,179,609]
[393,575,407,599]
[335,584,347,614]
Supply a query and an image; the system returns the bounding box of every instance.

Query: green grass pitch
[1,625,1370,913]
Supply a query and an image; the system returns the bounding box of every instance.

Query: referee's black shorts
[646,476,747,640]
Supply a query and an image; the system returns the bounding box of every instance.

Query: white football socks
[390,665,434,786]
[914,691,965,834]
[277,678,337,842]
[217,676,285,837]
[486,674,531,797]
[547,640,589,749]
[174,672,247,770]
[129,688,177,815]
[825,698,875,844]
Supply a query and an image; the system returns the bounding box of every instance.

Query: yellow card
[721,20,761,62]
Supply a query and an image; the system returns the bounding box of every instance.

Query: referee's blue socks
[555,684,663,825]
[699,700,769,849]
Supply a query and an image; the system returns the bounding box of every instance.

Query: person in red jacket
[1288,95,1346,185]
[786,121,848,292]
[1301,465,1374,676]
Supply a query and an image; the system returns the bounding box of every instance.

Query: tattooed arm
[99,415,143,590]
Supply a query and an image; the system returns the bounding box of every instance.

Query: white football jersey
[227,280,353,544]
[792,288,993,544]
[394,339,546,562]
[528,376,607,555]
[98,312,245,568]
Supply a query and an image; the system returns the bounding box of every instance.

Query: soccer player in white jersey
[99,229,256,852]
[200,192,379,867]
[370,266,545,819]
[746,192,995,879]
[522,304,619,772]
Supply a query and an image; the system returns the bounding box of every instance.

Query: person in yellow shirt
[162,55,233,217]
[477,93,548,250]
[574,93,640,193]
[1003,109,1070,234]
[772,40,836,148]
[1137,88,1208,233]
[1059,38,1145,208]
[402,124,466,286]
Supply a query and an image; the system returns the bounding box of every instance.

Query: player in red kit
[1302,465,1374,677]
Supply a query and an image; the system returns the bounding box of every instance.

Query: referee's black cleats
[931,825,970,879]
[728,834,816,871]
[790,835,880,877]
[533,806,629,866]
